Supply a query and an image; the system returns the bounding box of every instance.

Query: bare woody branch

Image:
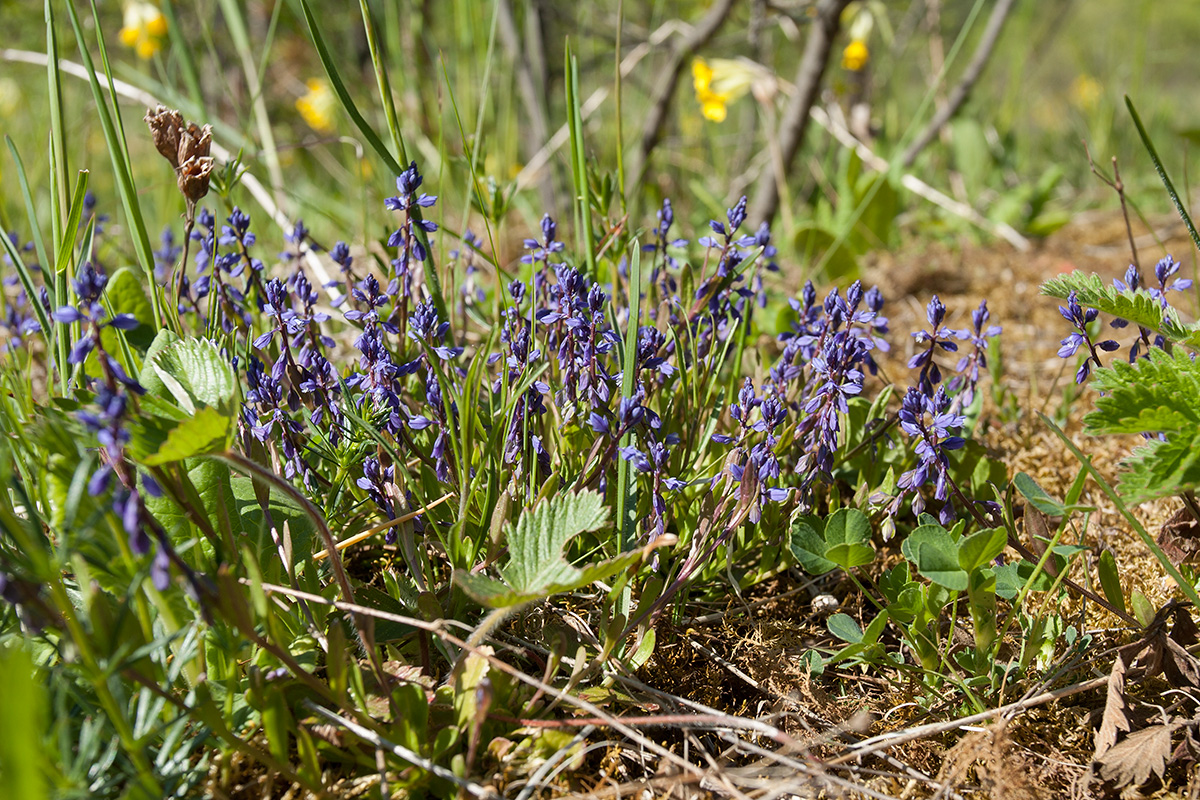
[629,0,738,189]
[748,0,850,226]
[899,0,1017,168]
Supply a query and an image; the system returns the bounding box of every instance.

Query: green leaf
[1086,347,1200,436]
[823,508,875,569]
[957,528,1007,573]
[144,338,237,413]
[140,328,183,400]
[1098,550,1127,616]
[993,559,1056,600]
[824,542,876,569]
[789,517,836,575]
[1131,590,1155,629]
[1040,272,1198,346]
[146,458,238,545]
[456,491,647,608]
[827,613,863,644]
[1013,472,1065,516]
[103,267,155,350]
[0,647,46,799]
[902,524,968,591]
[1112,432,1200,503]
[140,407,232,466]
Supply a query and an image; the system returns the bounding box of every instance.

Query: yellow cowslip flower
[692,58,729,122]
[1070,74,1102,112]
[296,78,338,133]
[842,39,869,71]
[692,57,771,123]
[119,1,168,61]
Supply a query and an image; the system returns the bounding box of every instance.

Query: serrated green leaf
[958,528,1007,573]
[141,407,232,466]
[144,338,237,413]
[141,329,182,400]
[902,524,968,591]
[1113,433,1200,503]
[1086,347,1200,436]
[1040,272,1198,345]
[456,491,645,608]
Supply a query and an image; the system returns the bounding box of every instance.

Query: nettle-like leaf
[132,334,237,465]
[1112,433,1200,503]
[789,508,875,575]
[140,408,232,466]
[1041,272,1199,346]
[144,337,237,414]
[456,491,663,608]
[1086,347,1200,436]
[1079,348,1200,502]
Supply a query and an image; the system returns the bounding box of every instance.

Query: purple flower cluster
[1058,290,1118,384]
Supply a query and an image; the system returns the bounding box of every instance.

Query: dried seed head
[144,105,184,168]
[178,121,212,163]
[145,107,213,205]
[177,156,214,204]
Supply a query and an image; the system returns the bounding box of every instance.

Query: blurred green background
[0,0,1197,272]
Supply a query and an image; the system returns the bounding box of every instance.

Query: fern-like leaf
[1041,272,1199,347]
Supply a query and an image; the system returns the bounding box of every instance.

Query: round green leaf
[902,524,968,591]
[789,518,836,575]
[958,528,1007,573]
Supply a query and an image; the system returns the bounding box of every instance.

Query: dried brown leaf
[1096,724,1174,787]
[1162,635,1200,690]
[1095,645,1137,758]
[1158,506,1200,566]
[1171,605,1200,648]
[1024,506,1059,576]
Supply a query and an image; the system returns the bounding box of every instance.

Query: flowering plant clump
[0,120,1030,800]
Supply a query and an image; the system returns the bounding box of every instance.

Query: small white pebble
[812,594,840,617]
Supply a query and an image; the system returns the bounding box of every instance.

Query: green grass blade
[1126,95,1200,255]
[358,0,406,165]
[1040,412,1200,609]
[215,0,285,201]
[45,0,69,242]
[615,244,642,556]
[51,170,91,395]
[4,139,53,289]
[0,230,53,355]
[64,0,165,329]
[565,46,598,278]
[296,0,446,324]
[160,0,204,110]
[296,0,403,175]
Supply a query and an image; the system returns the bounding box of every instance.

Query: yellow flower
[0,78,21,119]
[296,78,338,133]
[1069,74,1102,112]
[692,57,772,123]
[119,1,168,61]
[692,58,729,122]
[842,39,869,71]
